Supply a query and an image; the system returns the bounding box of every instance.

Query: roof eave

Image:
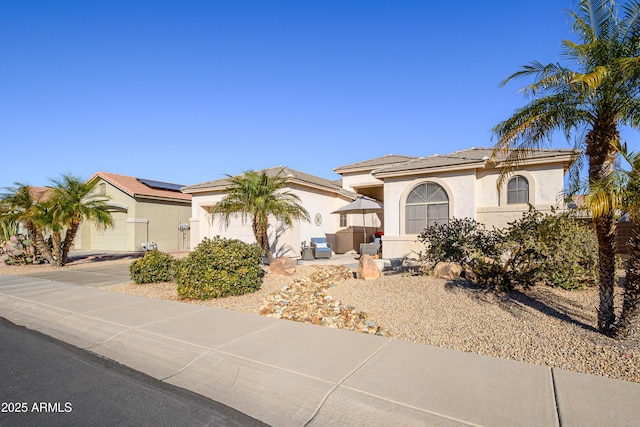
[182,178,347,198]
[372,161,484,178]
[134,194,192,204]
[491,153,576,169]
[181,185,225,194]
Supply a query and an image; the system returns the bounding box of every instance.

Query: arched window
[507,176,529,204]
[405,182,449,234]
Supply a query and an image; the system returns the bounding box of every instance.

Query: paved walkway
[1,264,640,426]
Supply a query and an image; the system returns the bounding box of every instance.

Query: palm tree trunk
[260,229,273,263]
[52,231,63,267]
[24,221,55,265]
[587,122,619,335]
[253,217,274,263]
[616,228,640,338]
[60,221,80,266]
[594,214,617,335]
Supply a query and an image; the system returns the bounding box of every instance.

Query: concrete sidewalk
[1,273,640,426]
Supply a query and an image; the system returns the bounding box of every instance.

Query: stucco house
[184,147,574,260]
[181,167,359,257]
[334,147,575,259]
[75,172,192,253]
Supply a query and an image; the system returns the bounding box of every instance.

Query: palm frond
[570,65,609,90]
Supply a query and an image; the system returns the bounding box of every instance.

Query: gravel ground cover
[2,261,639,383]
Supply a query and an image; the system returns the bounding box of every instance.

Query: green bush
[129,250,178,284]
[494,208,598,290]
[417,218,502,266]
[176,237,263,300]
[419,208,598,291]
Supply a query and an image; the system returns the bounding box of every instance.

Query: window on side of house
[507,176,529,204]
[339,213,347,228]
[405,182,449,234]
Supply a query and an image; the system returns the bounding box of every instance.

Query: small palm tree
[211,169,310,262]
[1,175,114,267]
[492,0,640,335]
[46,174,114,266]
[0,184,55,264]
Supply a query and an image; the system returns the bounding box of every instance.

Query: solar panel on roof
[137,178,185,192]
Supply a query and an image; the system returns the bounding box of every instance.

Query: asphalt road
[0,317,266,427]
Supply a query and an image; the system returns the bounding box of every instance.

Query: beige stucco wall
[76,179,190,252]
[136,200,191,252]
[475,164,565,228]
[381,171,475,259]
[340,171,384,192]
[76,181,134,251]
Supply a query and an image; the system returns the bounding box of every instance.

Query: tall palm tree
[492,0,640,335]
[0,184,55,265]
[585,141,640,337]
[211,169,310,262]
[46,174,113,266]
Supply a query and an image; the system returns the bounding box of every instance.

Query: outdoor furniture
[301,246,314,260]
[360,242,381,256]
[331,197,384,244]
[310,237,332,259]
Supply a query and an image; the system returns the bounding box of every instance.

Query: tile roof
[333,154,420,173]
[89,172,191,202]
[371,147,575,177]
[28,186,52,201]
[181,166,356,198]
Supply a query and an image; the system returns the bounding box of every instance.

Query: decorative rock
[269,256,297,276]
[433,261,463,280]
[259,265,388,336]
[356,254,381,280]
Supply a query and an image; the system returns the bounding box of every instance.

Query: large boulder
[356,254,381,280]
[433,261,463,280]
[269,256,297,276]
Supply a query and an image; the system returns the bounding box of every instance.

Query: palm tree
[584,141,640,337]
[492,0,640,335]
[211,169,310,262]
[0,184,55,265]
[46,174,113,266]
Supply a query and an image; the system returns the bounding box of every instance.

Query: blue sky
[2,1,636,189]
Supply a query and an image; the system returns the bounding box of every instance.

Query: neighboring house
[181,167,358,256]
[75,172,192,252]
[334,147,575,259]
[183,147,574,260]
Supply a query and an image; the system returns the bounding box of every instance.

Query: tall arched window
[507,176,529,204]
[405,182,449,234]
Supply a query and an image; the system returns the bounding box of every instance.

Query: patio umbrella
[332,197,384,243]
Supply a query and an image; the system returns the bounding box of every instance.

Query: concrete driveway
[20,263,132,287]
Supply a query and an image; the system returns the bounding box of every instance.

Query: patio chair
[359,242,381,257]
[310,237,332,259]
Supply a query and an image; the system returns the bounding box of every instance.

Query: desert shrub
[0,234,44,265]
[492,208,598,290]
[472,222,546,292]
[529,209,597,289]
[176,237,263,300]
[419,208,598,291]
[417,218,503,266]
[129,250,178,284]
